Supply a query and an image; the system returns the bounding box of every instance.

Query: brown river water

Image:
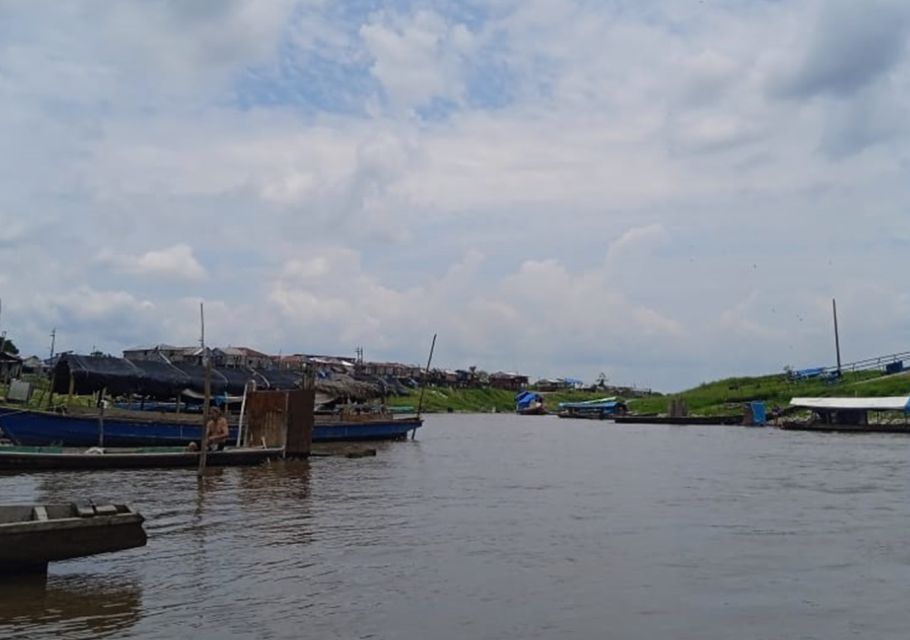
[2,413,910,639]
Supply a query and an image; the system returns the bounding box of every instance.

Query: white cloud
[2,0,910,389]
[360,10,475,112]
[97,244,208,282]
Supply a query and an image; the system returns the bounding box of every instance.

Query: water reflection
[0,573,142,639]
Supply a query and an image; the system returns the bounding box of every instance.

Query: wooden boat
[0,406,422,447]
[515,391,547,415]
[0,407,222,448]
[312,411,423,441]
[0,445,284,471]
[557,397,627,420]
[613,414,742,425]
[781,396,910,433]
[0,502,147,573]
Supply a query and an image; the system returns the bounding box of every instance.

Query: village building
[489,371,529,391]
[20,355,45,375]
[213,347,274,370]
[123,344,207,365]
[0,352,22,380]
[358,361,422,380]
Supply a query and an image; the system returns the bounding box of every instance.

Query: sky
[1,0,909,392]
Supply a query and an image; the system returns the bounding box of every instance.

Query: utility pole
[49,328,56,359]
[0,298,6,357]
[832,298,842,375]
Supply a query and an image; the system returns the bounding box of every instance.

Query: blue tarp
[515,391,543,410]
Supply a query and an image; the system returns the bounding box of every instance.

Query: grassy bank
[388,369,910,415]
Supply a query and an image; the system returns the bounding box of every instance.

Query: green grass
[387,369,910,415]
[627,370,910,415]
[0,375,97,410]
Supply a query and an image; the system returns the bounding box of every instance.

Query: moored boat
[0,406,422,447]
[0,502,147,573]
[515,391,547,415]
[612,414,742,425]
[0,445,284,471]
[557,397,627,420]
[0,407,222,448]
[781,396,910,433]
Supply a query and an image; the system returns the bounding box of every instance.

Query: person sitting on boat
[205,407,230,451]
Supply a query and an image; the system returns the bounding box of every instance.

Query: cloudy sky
[1,0,909,391]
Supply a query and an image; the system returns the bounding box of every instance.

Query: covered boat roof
[52,354,386,402]
[789,397,910,411]
[558,397,624,409]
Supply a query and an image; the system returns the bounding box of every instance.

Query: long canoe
[0,445,284,471]
[613,414,743,425]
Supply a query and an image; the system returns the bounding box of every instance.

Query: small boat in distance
[557,397,627,420]
[0,502,147,573]
[781,396,910,433]
[515,391,547,415]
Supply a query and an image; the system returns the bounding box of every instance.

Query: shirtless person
[205,407,230,451]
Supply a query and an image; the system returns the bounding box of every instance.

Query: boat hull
[0,409,422,447]
[0,446,284,471]
[312,417,422,441]
[0,409,219,447]
[780,422,910,434]
[613,415,742,425]
[0,503,147,572]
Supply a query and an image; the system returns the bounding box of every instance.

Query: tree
[0,336,18,355]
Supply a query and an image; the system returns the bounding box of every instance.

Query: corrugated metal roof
[790,397,910,411]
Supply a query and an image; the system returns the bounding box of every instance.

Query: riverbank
[387,368,910,415]
[5,367,910,418]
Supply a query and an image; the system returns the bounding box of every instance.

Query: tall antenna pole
[832,298,842,375]
[0,298,6,356]
[49,328,56,359]
[415,334,437,419]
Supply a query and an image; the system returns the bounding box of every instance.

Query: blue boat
[312,416,422,441]
[515,391,547,415]
[0,408,422,447]
[557,397,628,420]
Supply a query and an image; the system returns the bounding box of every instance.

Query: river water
[2,413,910,639]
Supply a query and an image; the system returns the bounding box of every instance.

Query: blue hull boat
[313,417,422,441]
[0,409,422,447]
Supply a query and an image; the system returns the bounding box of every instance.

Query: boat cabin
[789,396,910,427]
[557,397,627,420]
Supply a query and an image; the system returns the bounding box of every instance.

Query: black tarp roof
[52,354,308,399]
[51,353,387,401]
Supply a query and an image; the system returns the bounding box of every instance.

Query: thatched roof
[314,375,382,402]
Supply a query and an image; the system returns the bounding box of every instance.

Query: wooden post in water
[197,302,211,478]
